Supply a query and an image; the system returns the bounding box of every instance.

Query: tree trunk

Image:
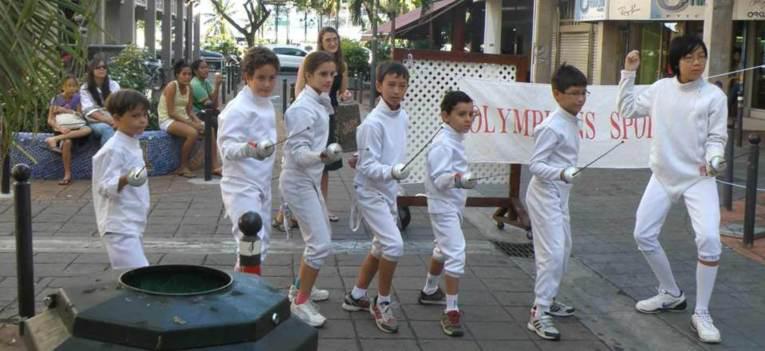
[336,0,340,29]
[304,10,308,42]
[390,12,396,56]
[369,0,378,108]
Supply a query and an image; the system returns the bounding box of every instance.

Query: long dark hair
[317,27,346,75]
[86,56,112,107]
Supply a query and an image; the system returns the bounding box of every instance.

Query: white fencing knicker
[280,174,333,269]
[351,186,404,262]
[634,175,721,262]
[429,212,466,277]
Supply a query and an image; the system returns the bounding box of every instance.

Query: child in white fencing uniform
[341,62,410,334]
[526,64,588,341]
[419,91,477,337]
[618,35,727,344]
[218,47,280,273]
[92,89,150,270]
[280,51,342,327]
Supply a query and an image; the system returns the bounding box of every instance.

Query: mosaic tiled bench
[10,131,184,180]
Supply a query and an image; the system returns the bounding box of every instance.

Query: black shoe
[418,287,446,305]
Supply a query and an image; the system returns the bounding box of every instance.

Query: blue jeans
[89,122,115,146]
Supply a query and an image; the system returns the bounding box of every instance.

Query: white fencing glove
[561,167,579,184]
[321,143,343,164]
[707,156,726,177]
[126,167,147,187]
[455,172,477,189]
[391,163,410,180]
[242,140,275,160]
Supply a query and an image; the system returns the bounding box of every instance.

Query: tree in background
[0,0,95,150]
[348,0,430,105]
[210,0,271,48]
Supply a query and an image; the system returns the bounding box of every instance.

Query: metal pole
[13,163,34,331]
[204,112,213,181]
[282,78,288,114]
[289,83,296,104]
[737,93,744,147]
[221,65,227,103]
[1,152,10,194]
[743,134,760,248]
[723,123,734,211]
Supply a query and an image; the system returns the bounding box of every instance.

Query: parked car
[265,45,308,72]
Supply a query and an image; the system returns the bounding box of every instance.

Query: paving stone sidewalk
[1,129,765,350]
[0,163,610,351]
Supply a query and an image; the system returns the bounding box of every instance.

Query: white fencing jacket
[424,124,468,215]
[528,108,581,185]
[281,87,332,186]
[354,99,409,204]
[92,131,149,236]
[217,87,277,235]
[617,70,727,200]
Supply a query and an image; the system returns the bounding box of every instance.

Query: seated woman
[46,75,92,185]
[157,60,206,178]
[80,56,119,146]
[189,59,222,175]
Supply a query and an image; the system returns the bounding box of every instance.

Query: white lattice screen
[401,57,518,185]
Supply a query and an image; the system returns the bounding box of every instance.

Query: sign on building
[575,0,608,21]
[579,0,706,21]
[609,0,652,20]
[733,0,765,20]
[651,0,705,20]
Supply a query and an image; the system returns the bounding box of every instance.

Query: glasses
[95,65,107,70]
[563,90,591,97]
[681,55,707,64]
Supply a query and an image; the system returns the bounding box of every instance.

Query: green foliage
[366,40,392,62]
[203,33,240,57]
[341,39,370,78]
[1,0,96,137]
[109,44,153,93]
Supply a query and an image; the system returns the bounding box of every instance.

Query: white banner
[459,78,652,169]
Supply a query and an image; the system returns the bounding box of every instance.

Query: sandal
[328,214,339,222]
[176,167,195,178]
[272,217,286,232]
[58,178,71,186]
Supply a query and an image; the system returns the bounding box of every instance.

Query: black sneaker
[418,287,446,305]
[341,291,370,312]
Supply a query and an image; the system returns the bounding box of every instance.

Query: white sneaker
[288,284,330,302]
[527,312,560,341]
[691,312,721,344]
[635,289,687,313]
[291,301,326,328]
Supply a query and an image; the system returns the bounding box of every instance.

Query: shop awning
[362,0,464,39]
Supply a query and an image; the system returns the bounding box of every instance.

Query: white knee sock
[446,294,459,312]
[423,273,441,294]
[695,262,719,314]
[642,248,680,296]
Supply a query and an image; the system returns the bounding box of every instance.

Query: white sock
[445,294,459,312]
[423,273,441,294]
[642,248,681,296]
[377,294,391,305]
[351,286,367,300]
[695,262,719,314]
